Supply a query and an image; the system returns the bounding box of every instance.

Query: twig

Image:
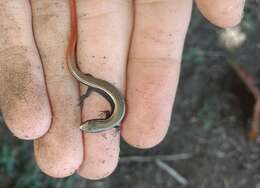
[155,159,188,186]
[229,62,260,141]
[223,178,230,188]
[119,153,192,163]
[228,137,244,153]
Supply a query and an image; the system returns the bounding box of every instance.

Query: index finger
[196,0,245,28]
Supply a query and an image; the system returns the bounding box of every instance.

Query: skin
[0,0,245,180]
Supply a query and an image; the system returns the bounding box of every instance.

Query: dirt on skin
[84,3,260,188]
[0,2,260,188]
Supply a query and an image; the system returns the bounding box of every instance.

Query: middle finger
[76,0,133,179]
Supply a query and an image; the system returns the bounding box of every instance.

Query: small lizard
[66,0,126,133]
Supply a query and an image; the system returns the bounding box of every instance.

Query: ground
[0,1,259,188]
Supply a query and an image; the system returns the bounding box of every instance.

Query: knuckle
[78,0,131,19]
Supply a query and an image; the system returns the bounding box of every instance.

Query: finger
[0,0,51,139]
[30,0,83,178]
[76,0,132,179]
[121,0,193,148]
[195,0,245,28]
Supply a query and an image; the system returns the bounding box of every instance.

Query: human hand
[0,0,245,179]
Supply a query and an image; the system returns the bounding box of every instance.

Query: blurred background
[0,1,259,188]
